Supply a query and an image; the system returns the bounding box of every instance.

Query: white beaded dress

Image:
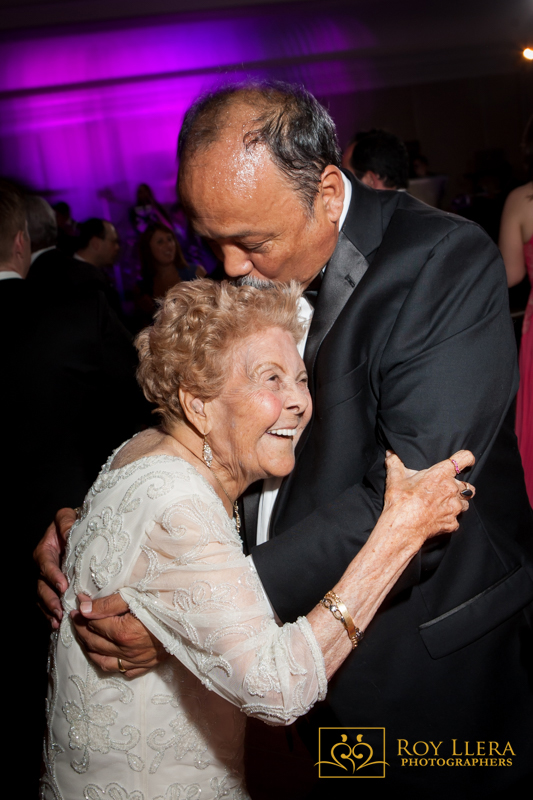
[41,448,327,800]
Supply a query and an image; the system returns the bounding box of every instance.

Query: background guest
[499,116,533,505]
[133,222,204,329]
[350,128,409,190]
[0,179,41,798]
[129,181,172,234]
[53,199,78,254]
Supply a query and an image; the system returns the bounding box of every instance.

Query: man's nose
[221,245,253,278]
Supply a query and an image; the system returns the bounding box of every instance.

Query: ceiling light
[523,48,533,60]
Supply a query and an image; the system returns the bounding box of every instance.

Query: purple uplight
[0,9,374,219]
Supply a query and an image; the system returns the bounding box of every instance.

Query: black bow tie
[303,270,324,308]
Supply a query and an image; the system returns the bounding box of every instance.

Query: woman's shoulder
[503,182,533,212]
[78,431,207,510]
[109,429,165,470]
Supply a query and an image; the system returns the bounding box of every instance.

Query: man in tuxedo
[36,83,532,796]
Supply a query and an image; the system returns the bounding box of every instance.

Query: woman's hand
[383,448,475,549]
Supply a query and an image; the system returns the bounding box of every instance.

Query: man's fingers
[447,449,475,475]
[84,651,157,678]
[76,592,130,620]
[33,509,76,594]
[37,578,64,623]
[71,615,124,656]
[56,507,77,541]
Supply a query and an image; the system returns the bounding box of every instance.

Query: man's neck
[75,250,98,267]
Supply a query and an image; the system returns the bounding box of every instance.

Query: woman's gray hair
[135,278,305,429]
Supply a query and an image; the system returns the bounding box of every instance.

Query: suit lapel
[303,231,370,382]
[272,176,383,533]
[241,481,262,551]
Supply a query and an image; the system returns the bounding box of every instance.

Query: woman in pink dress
[499,116,533,504]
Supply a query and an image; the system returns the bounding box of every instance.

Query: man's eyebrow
[219,231,272,240]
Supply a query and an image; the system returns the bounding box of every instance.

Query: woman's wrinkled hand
[383,449,475,548]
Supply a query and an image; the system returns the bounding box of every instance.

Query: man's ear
[13,229,27,260]
[319,165,345,224]
[359,170,376,188]
[178,387,211,434]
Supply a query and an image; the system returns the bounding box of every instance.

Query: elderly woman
[40,280,473,799]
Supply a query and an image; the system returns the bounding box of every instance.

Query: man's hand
[71,594,169,679]
[34,507,76,629]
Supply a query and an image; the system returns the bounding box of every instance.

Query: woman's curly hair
[135,279,305,429]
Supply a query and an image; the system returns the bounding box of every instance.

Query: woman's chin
[261,454,296,479]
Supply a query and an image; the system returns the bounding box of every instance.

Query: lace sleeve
[119,491,327,725]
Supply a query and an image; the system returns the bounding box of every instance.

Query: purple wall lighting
[0,8,374,222]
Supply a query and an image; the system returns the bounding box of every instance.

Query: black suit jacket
[247,175,533,794]
[3,268,151,550]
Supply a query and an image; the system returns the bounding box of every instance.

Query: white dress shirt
[0,271,23,281]
[30,246,56,265]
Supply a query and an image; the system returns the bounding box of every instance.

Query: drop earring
[202,434,213,468]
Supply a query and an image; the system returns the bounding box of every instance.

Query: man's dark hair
[25,195,58,252]
[53,201,71,217]
[77,218,107,250]
[178,80,342,212]
[0,179,26,263]
[350,129,409,189]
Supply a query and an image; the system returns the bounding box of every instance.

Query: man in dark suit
[19,199,151,540]
[36,83,532,797]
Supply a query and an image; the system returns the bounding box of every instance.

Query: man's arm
[35,508,74,629]
[35,509,168,676]
[251,221,518,621]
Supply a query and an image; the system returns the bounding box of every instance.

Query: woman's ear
[178,388,211,434]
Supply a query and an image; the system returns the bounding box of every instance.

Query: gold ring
[118,658,127,674]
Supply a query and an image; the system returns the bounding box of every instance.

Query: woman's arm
[72,449,471,725]
[308,450,473,677]
[499,187,527,287]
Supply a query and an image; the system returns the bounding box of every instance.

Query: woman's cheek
[251,389,284,428]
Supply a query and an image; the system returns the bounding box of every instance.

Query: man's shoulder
[342,175,492,257]
[384,190,490,244]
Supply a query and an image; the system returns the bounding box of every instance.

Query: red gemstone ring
[450,458,460,475]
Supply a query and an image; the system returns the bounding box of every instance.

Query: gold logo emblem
[316,728,388,778]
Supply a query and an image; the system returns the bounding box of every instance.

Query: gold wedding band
[118,658,127,674]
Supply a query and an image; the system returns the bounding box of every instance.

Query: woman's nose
[285,381,310,414]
